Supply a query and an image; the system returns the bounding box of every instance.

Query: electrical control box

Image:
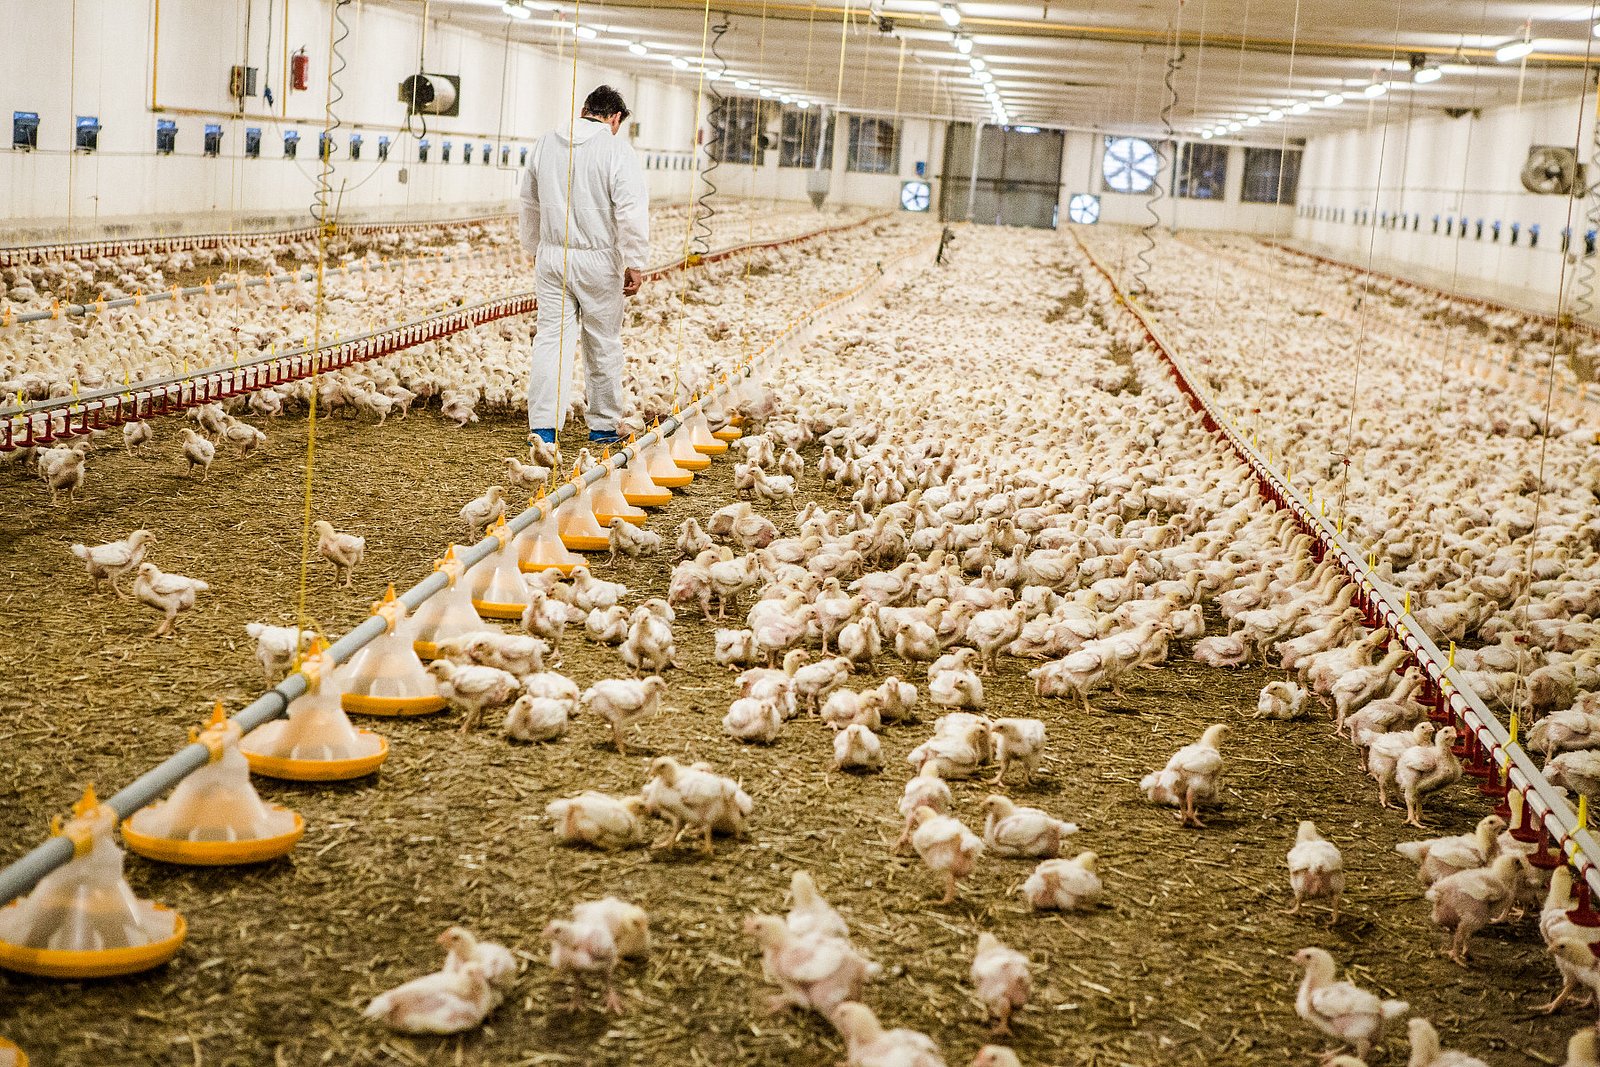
[319,131,334,160]
[75,116,100,153]
[229,65,259,98]
[283,130,300,158]
[377,135,390,161]
[500,144,510,166]
[418,138,430,162]
[155,119,178,155]
[442,141,452,163]
[13,111,39,151]
[349,133,362,160]
[481,144,490,164]
[520,146,528,165]
[463,142,473,164]
[245,127,261,158]
[204,124,223,157]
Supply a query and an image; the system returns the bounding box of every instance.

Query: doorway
[940,123,1065,228]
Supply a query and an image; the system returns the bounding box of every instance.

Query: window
[1176,142,1227,200]
[1241,147,1303,204]
[780,107,833,169]
[1102,136,1160,194]
[847,116,900,174]
[708,97,767,165]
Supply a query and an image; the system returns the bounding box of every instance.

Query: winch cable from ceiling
[690,14,727,258]
[670,0,718,407]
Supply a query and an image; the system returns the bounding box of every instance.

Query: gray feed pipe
[0,395,719,908]
[1076,233,1600,900]
[0,227,933,910]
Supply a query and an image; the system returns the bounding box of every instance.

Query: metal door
[940,123,1065,228]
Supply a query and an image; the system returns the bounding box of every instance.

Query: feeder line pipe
[1072,230,1600,901]
[0,230,935,909]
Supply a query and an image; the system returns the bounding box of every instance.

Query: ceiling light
[759,87,775,97]
[940,3,962,27]
[735,79,752,89]
[954,33,973,54]
[1321,93,1345,107]
[780,95,793,103]
[502,1,532,19]
[969,57,986,71]
[1412,65,1442,83]
[1226,121,1242,132]
[1266,108,1284,121]
[628,41,648,55]
[1363,81,1387,97]
[707,69,724,81]
[1245,115,1262,127]
[974,70,992,83]
[574,24,598,39]
[671,57,690,70]
[797,100,810,109]
[1495,39,1534,63]
[1290,101,1310,115]
[1201,129,1213,139]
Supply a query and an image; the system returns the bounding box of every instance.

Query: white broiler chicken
[642,756,752,854]
[132,562,209,637]
[989,718,1045,784]
[608,517,662,564]
[459,485,507,538]
[505,694,569,742]
[907,806,984,904]
[831,1002,946,1067]
[245,621,313,682]
[970,933,1031,1035]
[364,961,494,1035]
[1426,854,1522,966]
[438,926,517,991]
[1020,852,1101,911]
[504,456,551,493]
[1404,1018,1488,1067]
[1394,814,1506,887]
[786,871,850,942]
[70,529,155,598]
[1256,680,1309,720]
[1395,726,1462,828]
[1366,722,1435,807]
[620,612,677,675]
[1292,947,1408,1062]
[832,723,882,772]
[581,676,668,754]
[1140,723,1229,828]
[313,520,365,587]
[179,427,215,479]
[895,767,954,853]
[1285,820,1345,924]
[545,790,651,850]
[743,916,880,1017]
[427,660,521,733]
[981,795,1078,858]
[723,695,783,744]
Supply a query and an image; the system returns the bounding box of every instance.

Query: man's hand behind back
[623,268,644,297]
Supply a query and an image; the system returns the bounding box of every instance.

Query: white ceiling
[382,0,1600,139]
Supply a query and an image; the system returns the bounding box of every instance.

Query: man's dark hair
[582,85,630,121]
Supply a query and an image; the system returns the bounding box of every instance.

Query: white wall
[1064,131,1297,234]
[0,0,703,240]
[1295,93,1595,303]
[713,114,942,214]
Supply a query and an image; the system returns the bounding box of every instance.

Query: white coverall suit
[518,118,649,433]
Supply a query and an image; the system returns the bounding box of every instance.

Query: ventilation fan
[1521,145,1583,196]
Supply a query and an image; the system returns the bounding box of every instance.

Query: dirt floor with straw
[0,406,1586,1066]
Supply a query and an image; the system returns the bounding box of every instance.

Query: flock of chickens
[11,205,1600,1065]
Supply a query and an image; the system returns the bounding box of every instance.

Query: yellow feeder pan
[410,548,487,660]
[240,650,388,782]
[340,587,448,716]
[643,434,695,487]
[668,423,713,470]
[122,705,305,865]
[620,449,672,507]
[593,457,648,527]
[0,786,186,979]
[558,480,612,551]
[684,407,729,455]
[704,389,742,442]
[0,1037,26,1066]
[469,521,533,619]
[516,500,581,574]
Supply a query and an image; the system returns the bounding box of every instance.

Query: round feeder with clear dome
[240,646,388,781]
[619,445,672,507]
[121,704,305,865]
[410,549,487,659]
[643,428,695,486]
[516,494,583,574]
[469,521,534,619]
[340,586,448,715]
[0,786,186,979]
[592,453,648,527]
[557,472,613,551]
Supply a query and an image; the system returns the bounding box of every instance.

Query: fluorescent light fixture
[671,56,689,70]
[780,95,793,103]
[940,3,962,27]
[797,100,810,109]
[1363,81,1387,97]
[974,70,992,82]
[1227,121,1242,132]
[1495,39,1534,63]
[1266,108,1284,121]
[1412,65,1442,83]
[1245,115,1262,127]
[707,69,724,81]
[1594,21,1600,36]
[502,1,532,19]
[574,24,598,38]
[1201,129,1213,139]
[628,41,648,55]
[954,33,973,54]
[1321,93,1345,107]
[1290,101,1310,115]
[759,87,775,97]
[969,56,986,70]
[735,79,752,89]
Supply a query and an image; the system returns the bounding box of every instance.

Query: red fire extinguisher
[291,49,310,92]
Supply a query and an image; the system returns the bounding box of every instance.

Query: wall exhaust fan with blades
[399,73,461,116]
[1521,145,1584,195]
